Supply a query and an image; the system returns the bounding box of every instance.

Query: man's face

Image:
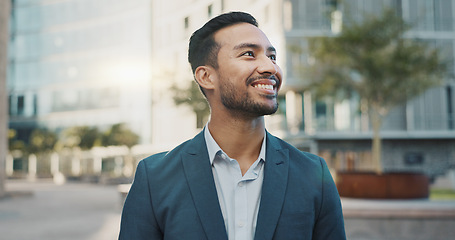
[211,23,283,117]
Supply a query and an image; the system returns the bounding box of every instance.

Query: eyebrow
[233,43,276,52]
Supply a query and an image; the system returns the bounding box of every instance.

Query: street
[2,179,455,240]
[0,180,122,240]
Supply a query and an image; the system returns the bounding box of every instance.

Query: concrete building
[7,0,455,180]
[280,0,455,180]
[7,0,154,144]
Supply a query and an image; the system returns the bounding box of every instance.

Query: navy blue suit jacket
[119,131,346,240]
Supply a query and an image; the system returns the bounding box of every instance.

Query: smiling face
[210,23,283,118]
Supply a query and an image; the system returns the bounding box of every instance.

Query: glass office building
[8,0,153,143]
[281,0,455,177]
[7,0,455,178]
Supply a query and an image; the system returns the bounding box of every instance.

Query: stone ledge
[342,198,455,219]
[343,208,455,219]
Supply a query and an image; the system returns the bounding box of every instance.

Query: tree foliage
[101,123,139,148]
[8,129,26,152]
[304,9,447,172]
[61,126,101,150]
[9,123,140,153]
[306,9,445,112]
[171,81,210,128]
[28,128,58,154]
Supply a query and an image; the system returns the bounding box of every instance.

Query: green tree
[101,123,139,148]
[28,128,58,154]
[8,129,27,151]
[171,81,210,128]
[304,9,447,173]
[61,126,101,150]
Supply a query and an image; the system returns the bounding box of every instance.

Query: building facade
[280,0,455,179]
[8,0,154,144]
[7,0,455,180]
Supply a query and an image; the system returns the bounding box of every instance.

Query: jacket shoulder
[139,136,198,170]
[270,134,323,164]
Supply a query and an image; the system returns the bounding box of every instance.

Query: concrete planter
[336,171,429,199]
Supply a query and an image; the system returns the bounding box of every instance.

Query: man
[119,12,346,240]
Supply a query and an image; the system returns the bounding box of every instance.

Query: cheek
[275,65,283,78]
[222,68,253,83]
[218,61,259,85]
[277,64,283,74]
[275,65,284,88]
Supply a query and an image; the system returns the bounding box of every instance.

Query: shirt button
[238,222,245,228]
[238,182,244,187]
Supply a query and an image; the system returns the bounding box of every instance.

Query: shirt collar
[204,124,266,165]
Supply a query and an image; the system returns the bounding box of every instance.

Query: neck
[207,111,265,174]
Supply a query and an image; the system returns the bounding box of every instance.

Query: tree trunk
[0,0,11,198]
[196,111,204,129]
[370,106,383,174]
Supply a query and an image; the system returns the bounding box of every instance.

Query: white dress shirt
[204,126,266,240]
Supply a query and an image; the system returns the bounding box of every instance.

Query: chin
[256,103,279,116]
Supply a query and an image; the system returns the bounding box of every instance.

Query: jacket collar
[254,132,290,240]
[182,130,289,240]
[181,131,228,240]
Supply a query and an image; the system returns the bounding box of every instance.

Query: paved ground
[2,179,455,240]
[0,180,122,240]
[342,197,455,217]
[342,197,455,240]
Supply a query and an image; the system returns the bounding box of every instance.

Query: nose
[257,55,278,76]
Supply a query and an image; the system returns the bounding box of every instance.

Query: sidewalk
[2,179,455,240]
[0,180,122,240]
[343,197,455,218]
[342,198,455,240]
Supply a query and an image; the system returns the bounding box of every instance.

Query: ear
[194,66,216,91]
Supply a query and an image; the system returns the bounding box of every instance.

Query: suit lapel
[181,131,228,240]
[254,132,289,240]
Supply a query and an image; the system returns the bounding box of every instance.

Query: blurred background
[0,0,455,239]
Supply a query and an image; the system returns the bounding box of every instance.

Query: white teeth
[254,84,273,90]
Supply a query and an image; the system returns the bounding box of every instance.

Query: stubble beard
[219,78,279,118]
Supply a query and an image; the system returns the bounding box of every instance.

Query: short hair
[188,12,258,74]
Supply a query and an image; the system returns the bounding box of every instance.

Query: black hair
[188,11,258,74]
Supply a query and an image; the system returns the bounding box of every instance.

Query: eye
[241,51,255,57]
[269,54,276,61]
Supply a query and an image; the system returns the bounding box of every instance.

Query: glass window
[8,95,12,115]
[447,86,454,129]
[184,16,189,29]
[33,94,38,116]
[434,0,453,31]
[208,4,213,18]
[409,0,435,31]
[17,95,24,116]
[290,0,334,30]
